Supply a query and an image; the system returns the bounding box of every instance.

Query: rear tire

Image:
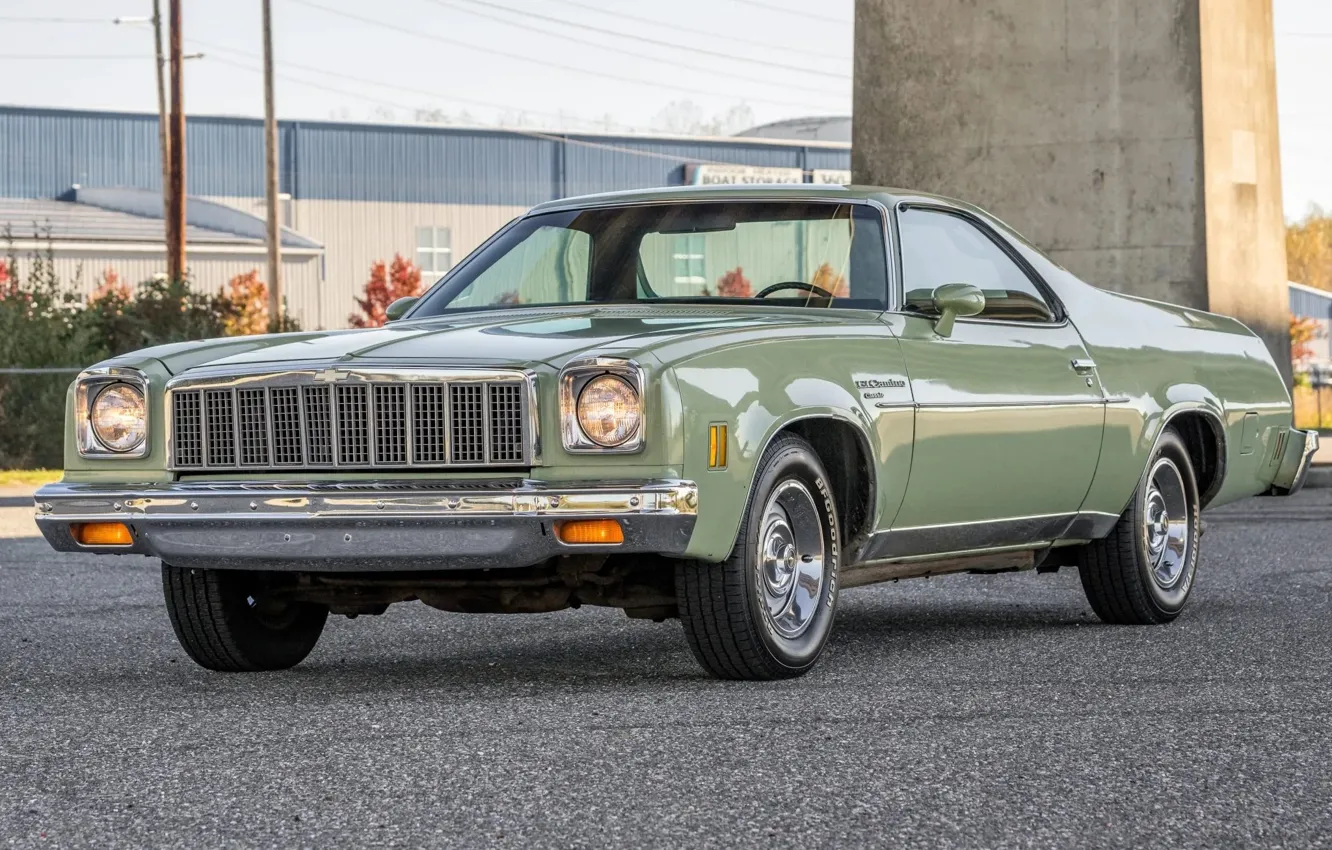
[676,434,841,680]
[162,565,328,672]
[1077,428,1201,625]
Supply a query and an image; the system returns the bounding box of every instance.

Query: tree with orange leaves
[810,262,849,297]
[1291,314,1323,372]
[350,254,423,328]
[220,270,270,336]
[703,266,752,298]
[88,268,131,309]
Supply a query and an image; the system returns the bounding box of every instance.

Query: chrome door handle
[1070,359,1096,374]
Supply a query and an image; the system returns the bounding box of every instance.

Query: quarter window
[415,227,453,278]
[899,209,1054,322]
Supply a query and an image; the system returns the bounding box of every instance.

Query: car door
[879,205,1106,556]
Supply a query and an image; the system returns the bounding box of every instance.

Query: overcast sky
[1,0,1327,217]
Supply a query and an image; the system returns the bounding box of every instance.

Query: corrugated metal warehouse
[0,105,851,328]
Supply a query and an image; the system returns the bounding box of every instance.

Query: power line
[193,38,644,131]
[726,0,851,26]
[0,54,147,60]
[545,0,847,62]
[285,0,844,111]
[203,52,755,168]
[437,0,848,81]
[0,16,113,24]
[422,0,843,97]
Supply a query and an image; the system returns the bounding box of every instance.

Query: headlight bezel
[559,357,645,454]
[75,368,150,458]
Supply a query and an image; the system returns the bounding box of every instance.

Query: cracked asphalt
[2,488,1330,848]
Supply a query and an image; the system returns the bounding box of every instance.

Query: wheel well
[781,418,876,548]
[1166,411,1225,507]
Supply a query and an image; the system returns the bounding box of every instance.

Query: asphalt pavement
[2,489,1330,849]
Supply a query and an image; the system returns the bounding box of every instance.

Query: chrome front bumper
[34,479,698,571]
[1268,428,1320,497]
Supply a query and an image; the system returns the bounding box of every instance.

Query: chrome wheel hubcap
[1144,458,1190,590]
[757,480,825,639]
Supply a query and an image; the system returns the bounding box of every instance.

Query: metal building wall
[1,106,851,206]
[1290,283,1332,321]
[0,107,276,198]
[0,106,852,329]
[293,199,528,329]
[559,135,808,197]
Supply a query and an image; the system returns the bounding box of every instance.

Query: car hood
[151,306,867,376]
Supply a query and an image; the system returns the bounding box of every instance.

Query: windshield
[410,201,889,316]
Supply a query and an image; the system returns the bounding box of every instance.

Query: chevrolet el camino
[34,185,1317,680]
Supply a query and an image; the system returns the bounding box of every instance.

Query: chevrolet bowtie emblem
[313,368,349,383]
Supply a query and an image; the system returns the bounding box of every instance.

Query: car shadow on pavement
[226,597,1098,692]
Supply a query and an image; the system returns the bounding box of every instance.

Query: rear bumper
[34,479,698,571]
[1267,428,1319,497]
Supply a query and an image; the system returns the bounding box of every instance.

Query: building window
[416,227,453,276]
[672,234,705,286]
[264,193,294,228]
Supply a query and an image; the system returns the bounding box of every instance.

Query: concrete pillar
[853,0,1290,382]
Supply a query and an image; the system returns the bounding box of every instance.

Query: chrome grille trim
[166,368,537,471]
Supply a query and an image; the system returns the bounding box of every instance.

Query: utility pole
[167,0,186,283]
[151,0,171,263]
[262,0,283,330]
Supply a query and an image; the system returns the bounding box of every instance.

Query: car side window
[899,209,1055,323]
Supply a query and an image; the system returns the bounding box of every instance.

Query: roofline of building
[1290,281,1331,298]
[3,238,322,256]
[0,103,852,151]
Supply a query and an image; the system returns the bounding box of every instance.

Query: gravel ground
[1,490,1330,848]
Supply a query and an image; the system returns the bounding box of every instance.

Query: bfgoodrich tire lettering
[676,433,841,680]
[162,565,328,672]
[1077,428,1202,625]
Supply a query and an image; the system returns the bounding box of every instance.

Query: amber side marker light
[72,522,134,546]
[555,519,624,545]
[708,423,728,469]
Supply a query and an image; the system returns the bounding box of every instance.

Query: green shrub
[0,234,287,468]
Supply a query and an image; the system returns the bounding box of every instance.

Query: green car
[34,185,1317,680]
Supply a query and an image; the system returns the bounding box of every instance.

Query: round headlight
[91,383,147,453]
[576,375,641,447]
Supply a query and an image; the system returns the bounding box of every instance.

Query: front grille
[170,373,532,471]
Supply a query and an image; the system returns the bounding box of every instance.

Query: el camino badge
[856,379,905,389]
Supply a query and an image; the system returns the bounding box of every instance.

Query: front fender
[670,342,911,561]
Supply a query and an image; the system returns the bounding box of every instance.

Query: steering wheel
[754,280,837,299]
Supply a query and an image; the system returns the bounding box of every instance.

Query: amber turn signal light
[555,519,624,545]
[72,522,134,546]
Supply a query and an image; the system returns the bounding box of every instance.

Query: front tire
[1077,428,1201,624]
[162,565,328,672]
[676,434,841,680]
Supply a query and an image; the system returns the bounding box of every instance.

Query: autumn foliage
[350,254,424,328]
[0,258,13,299]
[703,266,752,298]
[1291,315,1322,367]
[1287,209,1332,293]
[220,270,270,336]
[88,268,132,312]
[810,262,849,297]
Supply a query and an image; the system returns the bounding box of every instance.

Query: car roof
[527,183,955,213]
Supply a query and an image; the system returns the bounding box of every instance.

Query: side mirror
[385,296,419,322]
[906,283,985,337]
